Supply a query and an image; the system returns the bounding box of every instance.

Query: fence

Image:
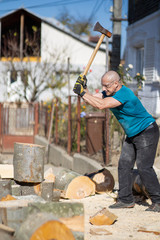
[0,98,111,165]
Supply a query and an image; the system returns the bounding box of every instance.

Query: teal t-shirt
[104,85,155,137]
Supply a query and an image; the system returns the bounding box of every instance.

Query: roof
[0,7,106,52]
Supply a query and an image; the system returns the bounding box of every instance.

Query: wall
[34,135,118,181]
[125,10,160,117]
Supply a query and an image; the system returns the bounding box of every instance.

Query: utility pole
[111,0,122,70]
[105,37,110,165]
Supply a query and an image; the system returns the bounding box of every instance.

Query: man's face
[101,78,117,96]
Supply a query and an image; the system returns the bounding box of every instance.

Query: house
[125,0,160,118]
[0,8,108,102]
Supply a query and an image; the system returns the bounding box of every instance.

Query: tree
[57,8,92,36]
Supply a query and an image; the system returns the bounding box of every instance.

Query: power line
[0,0,102,13]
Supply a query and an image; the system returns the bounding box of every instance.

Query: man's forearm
[82,92,121,109]
[82,93,106,110]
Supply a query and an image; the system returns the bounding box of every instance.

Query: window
[136,47,144,74]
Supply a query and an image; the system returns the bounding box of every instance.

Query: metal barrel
[13,142,45,183]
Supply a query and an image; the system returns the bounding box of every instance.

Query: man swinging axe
[73,22,160,212]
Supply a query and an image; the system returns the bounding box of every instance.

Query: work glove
[77,74,87,89]
[73,82,86,97]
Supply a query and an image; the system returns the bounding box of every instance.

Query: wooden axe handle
[83,34,105,76]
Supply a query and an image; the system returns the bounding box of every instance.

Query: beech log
[64,176,96,199]
[85,168,115,193]
[54,168,80,190]
[13,142,45,183]
[15,212,75,240]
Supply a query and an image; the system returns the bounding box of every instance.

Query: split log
[41,180,54,201]
[44,167,55,182]
[90,228,112,236]
[64,176,95,199]
[13,142,45,183]
[85,168,115,193]
[15,212,75,240]
[90,208,117,225]
[1,195,16,201]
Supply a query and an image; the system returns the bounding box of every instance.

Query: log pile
[2,142,154,239]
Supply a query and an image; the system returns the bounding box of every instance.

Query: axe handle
[83,34,105,76]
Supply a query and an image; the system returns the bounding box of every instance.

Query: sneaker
[109,200,135,209]
[145,203,160,212]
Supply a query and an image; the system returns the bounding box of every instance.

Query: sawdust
[61,190,160,240]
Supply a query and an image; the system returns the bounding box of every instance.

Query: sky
[0,0,128,57]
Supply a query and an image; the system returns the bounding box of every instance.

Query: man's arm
[82,92,121,110]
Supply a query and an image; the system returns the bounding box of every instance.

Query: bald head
[101,71,120,83]
[101,71,122,96]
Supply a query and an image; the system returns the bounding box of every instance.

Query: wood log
[13,142,45,183]
[15,212,75,240]
[27,202,84,233]
[0,196,45,232]
[64,176,96,199]
[89,208,117,225]
[44,167,55,182]
[85,168,115,193]
[54,168,80,190]
[0,206,28,232]
[1,195,16,201]
[0,180,12,200]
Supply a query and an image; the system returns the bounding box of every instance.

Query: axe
[82,22,112,76]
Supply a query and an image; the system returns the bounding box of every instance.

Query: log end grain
[30,220,75,240]
[89,208,117,225]
[65,176,95,199]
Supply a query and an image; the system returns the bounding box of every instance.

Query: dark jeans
[118,121,160,204]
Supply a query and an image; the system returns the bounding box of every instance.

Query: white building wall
[0,20,107,102]
[125,10,160,118]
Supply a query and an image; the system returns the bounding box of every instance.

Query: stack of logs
[0,143,116,240]
[0,142,155,239]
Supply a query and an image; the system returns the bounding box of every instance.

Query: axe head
[94,22,112,38]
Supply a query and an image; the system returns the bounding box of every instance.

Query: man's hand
[77,74,87,89]
[73,82,86,97]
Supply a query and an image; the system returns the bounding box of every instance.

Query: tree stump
[85,168,115,193]
[13,143,45,183]
[15,212,75,240]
